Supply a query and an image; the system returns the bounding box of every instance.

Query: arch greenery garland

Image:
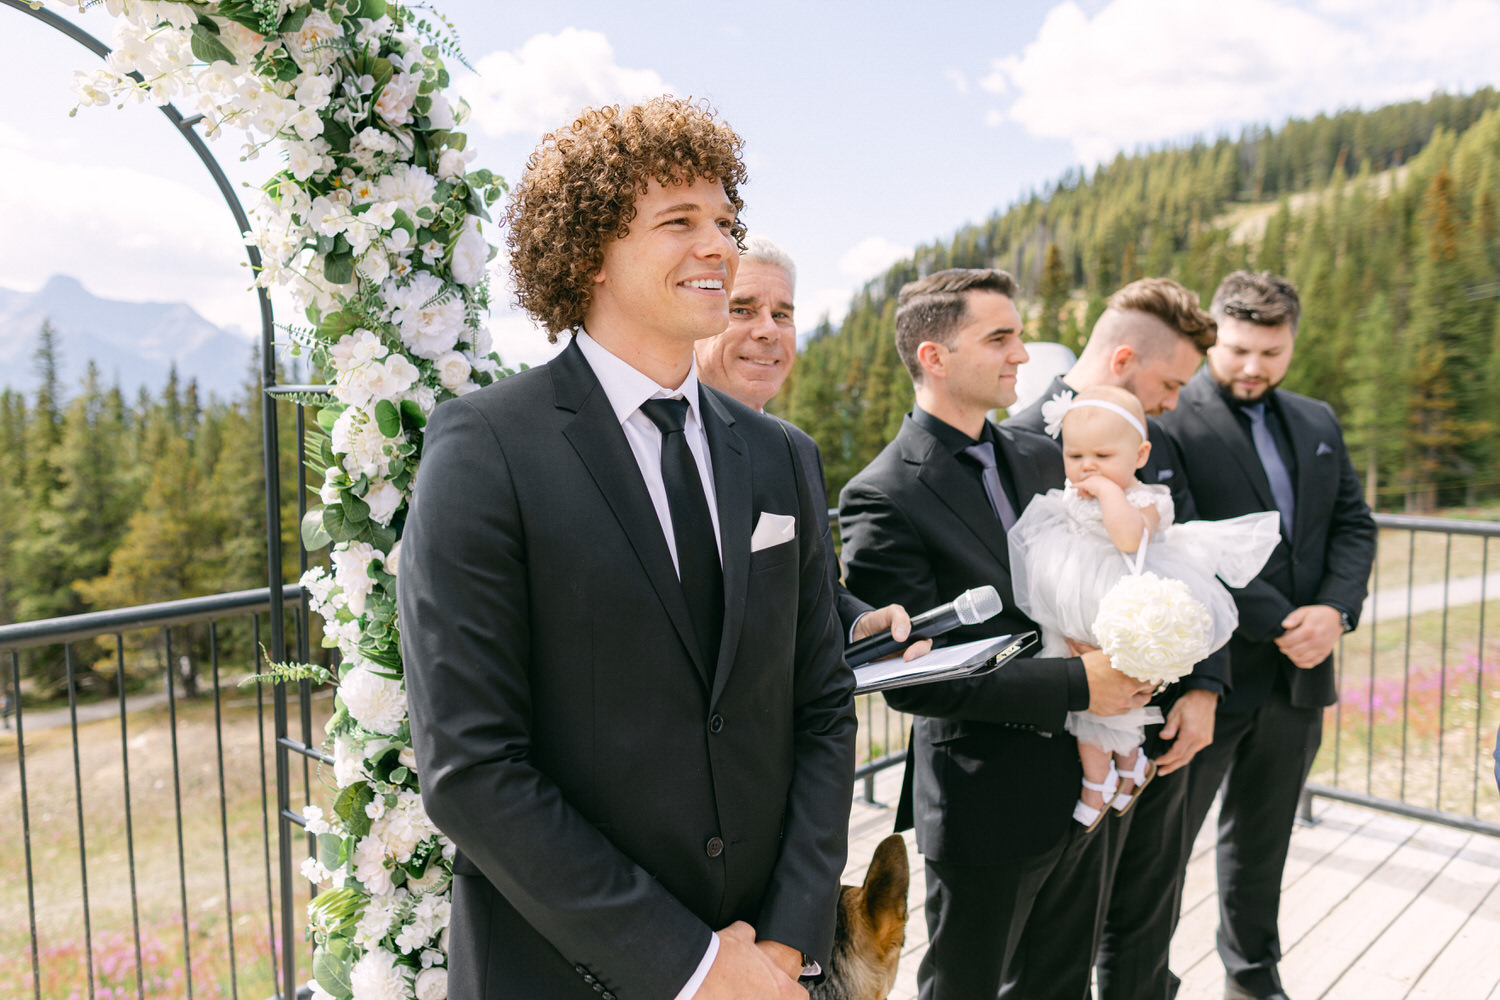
[64,2,507,997]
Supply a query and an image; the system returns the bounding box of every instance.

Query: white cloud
[0,128,259,334]
[800,287,858,331]
[455,28,674,138]
[946,69,971,95]
[983,0,1500,162]
[838,236,912,283]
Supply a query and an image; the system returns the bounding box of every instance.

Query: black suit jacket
[1004,375,1229,698]
[399,339,857,999]
[778,416,874,633]
[839,414,1092,863]
[1158,369,1376,713]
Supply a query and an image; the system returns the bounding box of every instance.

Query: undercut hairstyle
[741,236,796,290]
[1210,270,1301,335]
[894,268,1018,383]
[504,96,749,341]
[1107,278,1217,355]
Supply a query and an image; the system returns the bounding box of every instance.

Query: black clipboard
[853,631,1038,694]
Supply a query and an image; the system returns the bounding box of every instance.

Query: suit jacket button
[706,836,724,857]
[710,714,724,734]
[603,993,617,1000]
[583,974,596,985]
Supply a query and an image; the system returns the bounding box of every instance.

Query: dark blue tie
[1245,402,1295,539]
[640,397,723,672]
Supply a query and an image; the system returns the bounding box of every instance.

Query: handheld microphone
[845,585,1004,667]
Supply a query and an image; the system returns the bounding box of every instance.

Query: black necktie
[640,397,723,672]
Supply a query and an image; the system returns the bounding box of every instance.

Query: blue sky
[3,0,1499,368]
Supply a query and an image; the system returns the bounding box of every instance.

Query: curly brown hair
[504,97,749,341]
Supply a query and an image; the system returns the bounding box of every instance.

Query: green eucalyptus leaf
[322,502,352,542]
[324,251,355,286]
[333,782,375,838]
[301,507,333,551]
[189,24,237,66]
[398,399,428,429]
[374,399,402,437]
[368,521,398,554]
[318,832,343,870]
[313,947,354,1000]
[341,491,371,525]
[278,6,309,33]
[323,118,352,154]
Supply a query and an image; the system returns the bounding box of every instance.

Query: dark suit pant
[1181,687,1323,998]
[918,820,1111,1000]
[1095,763,1191,1000]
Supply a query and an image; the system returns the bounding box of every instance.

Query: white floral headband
[1039,390,1148,441]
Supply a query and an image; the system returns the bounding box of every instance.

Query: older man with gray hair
[696,236,925,648]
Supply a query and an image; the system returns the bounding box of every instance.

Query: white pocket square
[1316,442,1334,456]
[1157,468,1174,481]
[750,512,797,552]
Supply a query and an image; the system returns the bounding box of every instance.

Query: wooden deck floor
[841,766,1500,1000]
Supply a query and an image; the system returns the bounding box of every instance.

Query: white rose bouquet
[1090,571,1214,687]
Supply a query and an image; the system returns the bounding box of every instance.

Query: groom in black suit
[839,268,1155,1000]
[1159,271,1375,1000]
[398,98,855,1000]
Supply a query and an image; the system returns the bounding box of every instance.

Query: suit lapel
[553,341,709,689]
[702,388,750,705]
[907,419,1010,568]
[1188,374,1277,513]
[996,422,1059,506]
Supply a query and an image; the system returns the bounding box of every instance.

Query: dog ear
[862,834,910,945]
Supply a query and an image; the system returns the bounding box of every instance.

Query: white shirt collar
[574,329,706,428]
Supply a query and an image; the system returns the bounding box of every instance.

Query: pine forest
[775,89,1500,513]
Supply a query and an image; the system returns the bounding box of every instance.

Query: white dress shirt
[573,330,722,996]
[575,330,723,573]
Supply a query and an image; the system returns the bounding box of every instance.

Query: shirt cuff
[675,933,720,1000]
[848,610,870,644]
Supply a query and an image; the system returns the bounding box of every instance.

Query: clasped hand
[1275,604,1342,668]
[697,922,806,999]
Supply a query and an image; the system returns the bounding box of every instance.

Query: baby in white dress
[1008,386,1279,828]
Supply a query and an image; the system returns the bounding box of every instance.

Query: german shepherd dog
[810,834,911,1000]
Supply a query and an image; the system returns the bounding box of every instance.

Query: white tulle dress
[1008,482,1281,754]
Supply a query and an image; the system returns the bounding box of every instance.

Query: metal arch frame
[3,4,305,997]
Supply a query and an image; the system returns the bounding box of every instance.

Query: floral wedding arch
[64,2,507,997]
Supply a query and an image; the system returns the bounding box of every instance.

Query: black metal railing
[1310,513,1499,835]
[0,587,320,1000]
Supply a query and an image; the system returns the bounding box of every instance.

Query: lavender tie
[1245,402,1295,539]
[963,441,1018,532]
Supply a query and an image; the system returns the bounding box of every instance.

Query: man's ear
[1109,344,1136,376]
[1136,438,1152,470]
[917,341,946,380]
